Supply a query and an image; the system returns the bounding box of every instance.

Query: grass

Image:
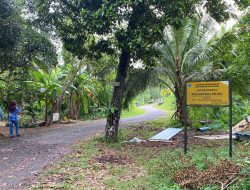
[81,105,145,120]
[29,114,250,190]
[154,102,176,113]
[121,107,145,118]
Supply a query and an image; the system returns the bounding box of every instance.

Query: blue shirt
[0,108,3,120]
[8,107,20,121]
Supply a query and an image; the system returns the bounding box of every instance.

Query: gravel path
[0,105,166,189]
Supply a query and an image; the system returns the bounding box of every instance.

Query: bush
[189,95,250,130]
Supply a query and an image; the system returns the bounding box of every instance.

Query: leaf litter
[173,160,242,189]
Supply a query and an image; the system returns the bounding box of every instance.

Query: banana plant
[27,55,97,125]
[26,64,64,124]
[66,73,97,120]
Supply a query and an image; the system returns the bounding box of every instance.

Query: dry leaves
[173,160,241,189]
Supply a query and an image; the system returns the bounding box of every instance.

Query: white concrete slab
[194,134,236,140]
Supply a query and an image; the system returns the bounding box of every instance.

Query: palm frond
[123,68,157,108]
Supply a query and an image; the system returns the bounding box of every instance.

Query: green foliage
[0,0,22,73]
[28,64,63,101]
[148,87,162,100]
[0,0,21,49]
[189,95,250,130]
[242,176,250,190]
[121,102,145,118]
[80,84,113,120]
[0,0,57,75]
[204,0,230,22]
[82,95,89,114]
[27,0,200,59]
[156,90,176,111]
[124,69,157,107]
[26,59,99,122]
[234,0,250,9]
[157,14,235,90]
[225,11,250,97]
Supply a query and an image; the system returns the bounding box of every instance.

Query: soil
[93,150,132,165]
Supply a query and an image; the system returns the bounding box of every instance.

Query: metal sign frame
[184,80,233,157]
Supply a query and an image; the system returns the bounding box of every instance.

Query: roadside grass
[30,115,250,190]
[154,102,176,113]
[121,107,145,118]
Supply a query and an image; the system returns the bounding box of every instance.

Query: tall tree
[0,0,57,75]
[27,0,239,141]
[225,10,250,97]
[0,0,22,73]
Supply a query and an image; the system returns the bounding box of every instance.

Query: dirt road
[0,105,166,189]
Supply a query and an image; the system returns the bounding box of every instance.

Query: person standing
[7,100,20,138]
[0,106,4,137]
[0,107,4,121]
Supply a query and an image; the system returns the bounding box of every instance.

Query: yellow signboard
[186,81,229,106]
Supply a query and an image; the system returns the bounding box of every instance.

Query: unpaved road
[0,105,166,189]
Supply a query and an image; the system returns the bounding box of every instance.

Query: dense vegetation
[0,0,249,137]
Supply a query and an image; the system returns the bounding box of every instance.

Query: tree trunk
[174,57,186,124]
[45,94,48,124]
[67,92,74,119]
[105,49,130,141]
[67,92,79,120]
[175,88,185,123]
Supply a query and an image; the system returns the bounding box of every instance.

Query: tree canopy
[0,0,57,76]
[26,0,241,62]
[0,0,22,73]
[225,11,250,97]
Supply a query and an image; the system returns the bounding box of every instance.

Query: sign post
[183,83,188,154]
[185,80,232,157]
[229,80,233,157]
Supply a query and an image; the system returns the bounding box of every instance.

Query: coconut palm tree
[124,14,235,123]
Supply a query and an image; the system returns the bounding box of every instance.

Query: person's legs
[14,120,19,136]
[9,120,14,137]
